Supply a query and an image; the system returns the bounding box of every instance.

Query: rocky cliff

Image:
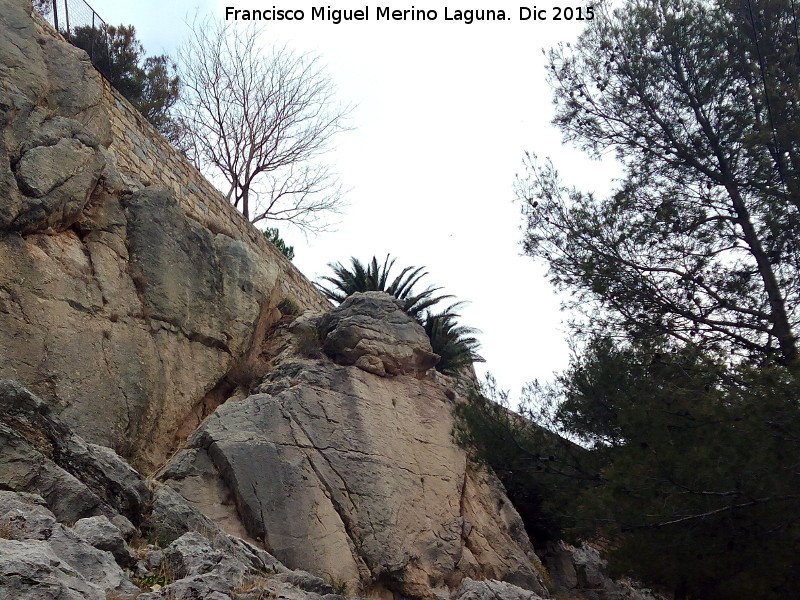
[0,2,665,599]
[0,0,326,473]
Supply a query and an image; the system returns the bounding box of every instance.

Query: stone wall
[103,80,329,311]
[38,9,329,313]
[0,3,332,472]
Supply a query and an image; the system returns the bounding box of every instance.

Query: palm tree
[423,304,485,375]
[317,255,452,319]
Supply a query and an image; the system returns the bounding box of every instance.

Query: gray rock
[166,358,547,598]
[48,524,138,594]
[11,136,107,234]
[544,542,667,600]
[0,422,107,524]
[72,515,134,566]
[147,548,165,570]
[137,573,233,600]
[0,491,56,540]
[0,538,105,600]
[318,291,439,376]
[451,579,546,600]
[273,570,335,595]
[141,483,219,546]
[140,532,290,600]
[0,380,150,524]
[164,530,284,584]
[164,532,225,578]
[0,0,330,476]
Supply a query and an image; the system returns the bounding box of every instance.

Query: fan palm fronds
[317,254,452,318]
[423,304,485,375]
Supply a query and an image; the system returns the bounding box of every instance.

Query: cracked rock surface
[0,0,320,472]
[0,381,350,600]
[319,291,439,377]
[0,3,667,600]
[161,345,548,598]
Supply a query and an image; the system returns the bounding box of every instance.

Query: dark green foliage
[422,304,485,375]
[277,298,301,317]
[317,255,452,319]
[560,340,800,599]
[69,24,180,142]
[517,0,800,363]
[263,227,295,260]
[457,343,800,599]
[483,0,800,597]
[454,374,593,542]
[326,576,348,596]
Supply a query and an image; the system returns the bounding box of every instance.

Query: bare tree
[177,20,349,231]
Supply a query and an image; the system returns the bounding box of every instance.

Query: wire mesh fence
[37,0,110,71]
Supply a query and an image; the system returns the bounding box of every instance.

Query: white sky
[89,0,618,397]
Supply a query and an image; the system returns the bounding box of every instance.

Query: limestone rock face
[452,578,546,600]
[319,291,439,377]
[0,538,108,600]
[0,0,327,471]
[0,4,664,600]
[161,357,548,599]
[0,381,345,600]
[543,542,666,600]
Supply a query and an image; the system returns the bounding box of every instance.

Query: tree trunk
[726,182,797,362]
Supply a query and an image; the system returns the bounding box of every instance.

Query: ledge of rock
[319,291,439,377]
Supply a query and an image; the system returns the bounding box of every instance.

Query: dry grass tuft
[0,520,17,540]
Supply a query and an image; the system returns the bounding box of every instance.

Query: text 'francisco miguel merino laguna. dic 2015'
[225,6,595,24]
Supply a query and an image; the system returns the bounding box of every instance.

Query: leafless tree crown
[178,20,349,232]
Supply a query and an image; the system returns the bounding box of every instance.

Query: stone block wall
[103,80,329,311]
[34,8,328,312]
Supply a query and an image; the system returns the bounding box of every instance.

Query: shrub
[277,298,301,316]
[326,576,348,596]
[263,228,295,260]
[133,559,175,590]
[69,24,180,143]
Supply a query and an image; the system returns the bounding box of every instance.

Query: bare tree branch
[177,19,350,232]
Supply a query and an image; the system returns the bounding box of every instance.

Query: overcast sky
[87,0,618,397]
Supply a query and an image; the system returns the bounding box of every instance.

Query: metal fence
[37,0,109,67]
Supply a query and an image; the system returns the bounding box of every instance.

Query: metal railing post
[64,0,70,34]
[52,0,59,31]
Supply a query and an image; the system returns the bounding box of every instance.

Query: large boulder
[72,515,135,566]
[0,491,137,598]
[161,357,548,599]
[318,291,439,377]
[0,538,106,600]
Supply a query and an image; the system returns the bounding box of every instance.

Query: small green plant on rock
[296,327,323,359]
[277,298,301,317]
[326,575,348,596]
[133,560,175,591]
